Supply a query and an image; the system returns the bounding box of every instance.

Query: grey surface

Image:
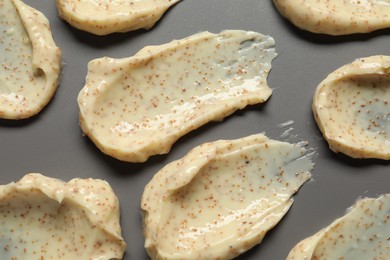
[1,0,389,259]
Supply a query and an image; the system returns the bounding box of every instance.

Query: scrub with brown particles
[273,0,390,35]
[56,0,182,35]
[0,0,61,119]
[0,173,126,259]
[78,30,277,163]
[141,134,314,260]
[287,194,390,259]
[313,55,390,159]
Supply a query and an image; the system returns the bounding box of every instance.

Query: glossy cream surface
[313,55,390,159]
[141,134,314,260]
[0,173,126,259]
[287,194,390,259]
[0,0,61,119]
[56,0,181,35]
[273,0,390,35]
[78,30,277,162]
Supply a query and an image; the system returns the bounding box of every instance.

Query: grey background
[1,0,389,259]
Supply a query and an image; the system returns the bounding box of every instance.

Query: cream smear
[141,134,314,260]
[78,30,277,162]
[0,173,126,259]
[56,0,181,35]
[313,55,390,159]
[287,194,390,259]
[273,0,390,35]
[0,0,61,119]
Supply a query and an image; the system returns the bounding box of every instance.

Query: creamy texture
[56,0,181,35]
[141,134,314,260]
[0,0,61,119]
[313,55,390,159]
[78,30,277,162]
[0,173,126,259]
[273,0,390,35]
[287,194,390,259]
